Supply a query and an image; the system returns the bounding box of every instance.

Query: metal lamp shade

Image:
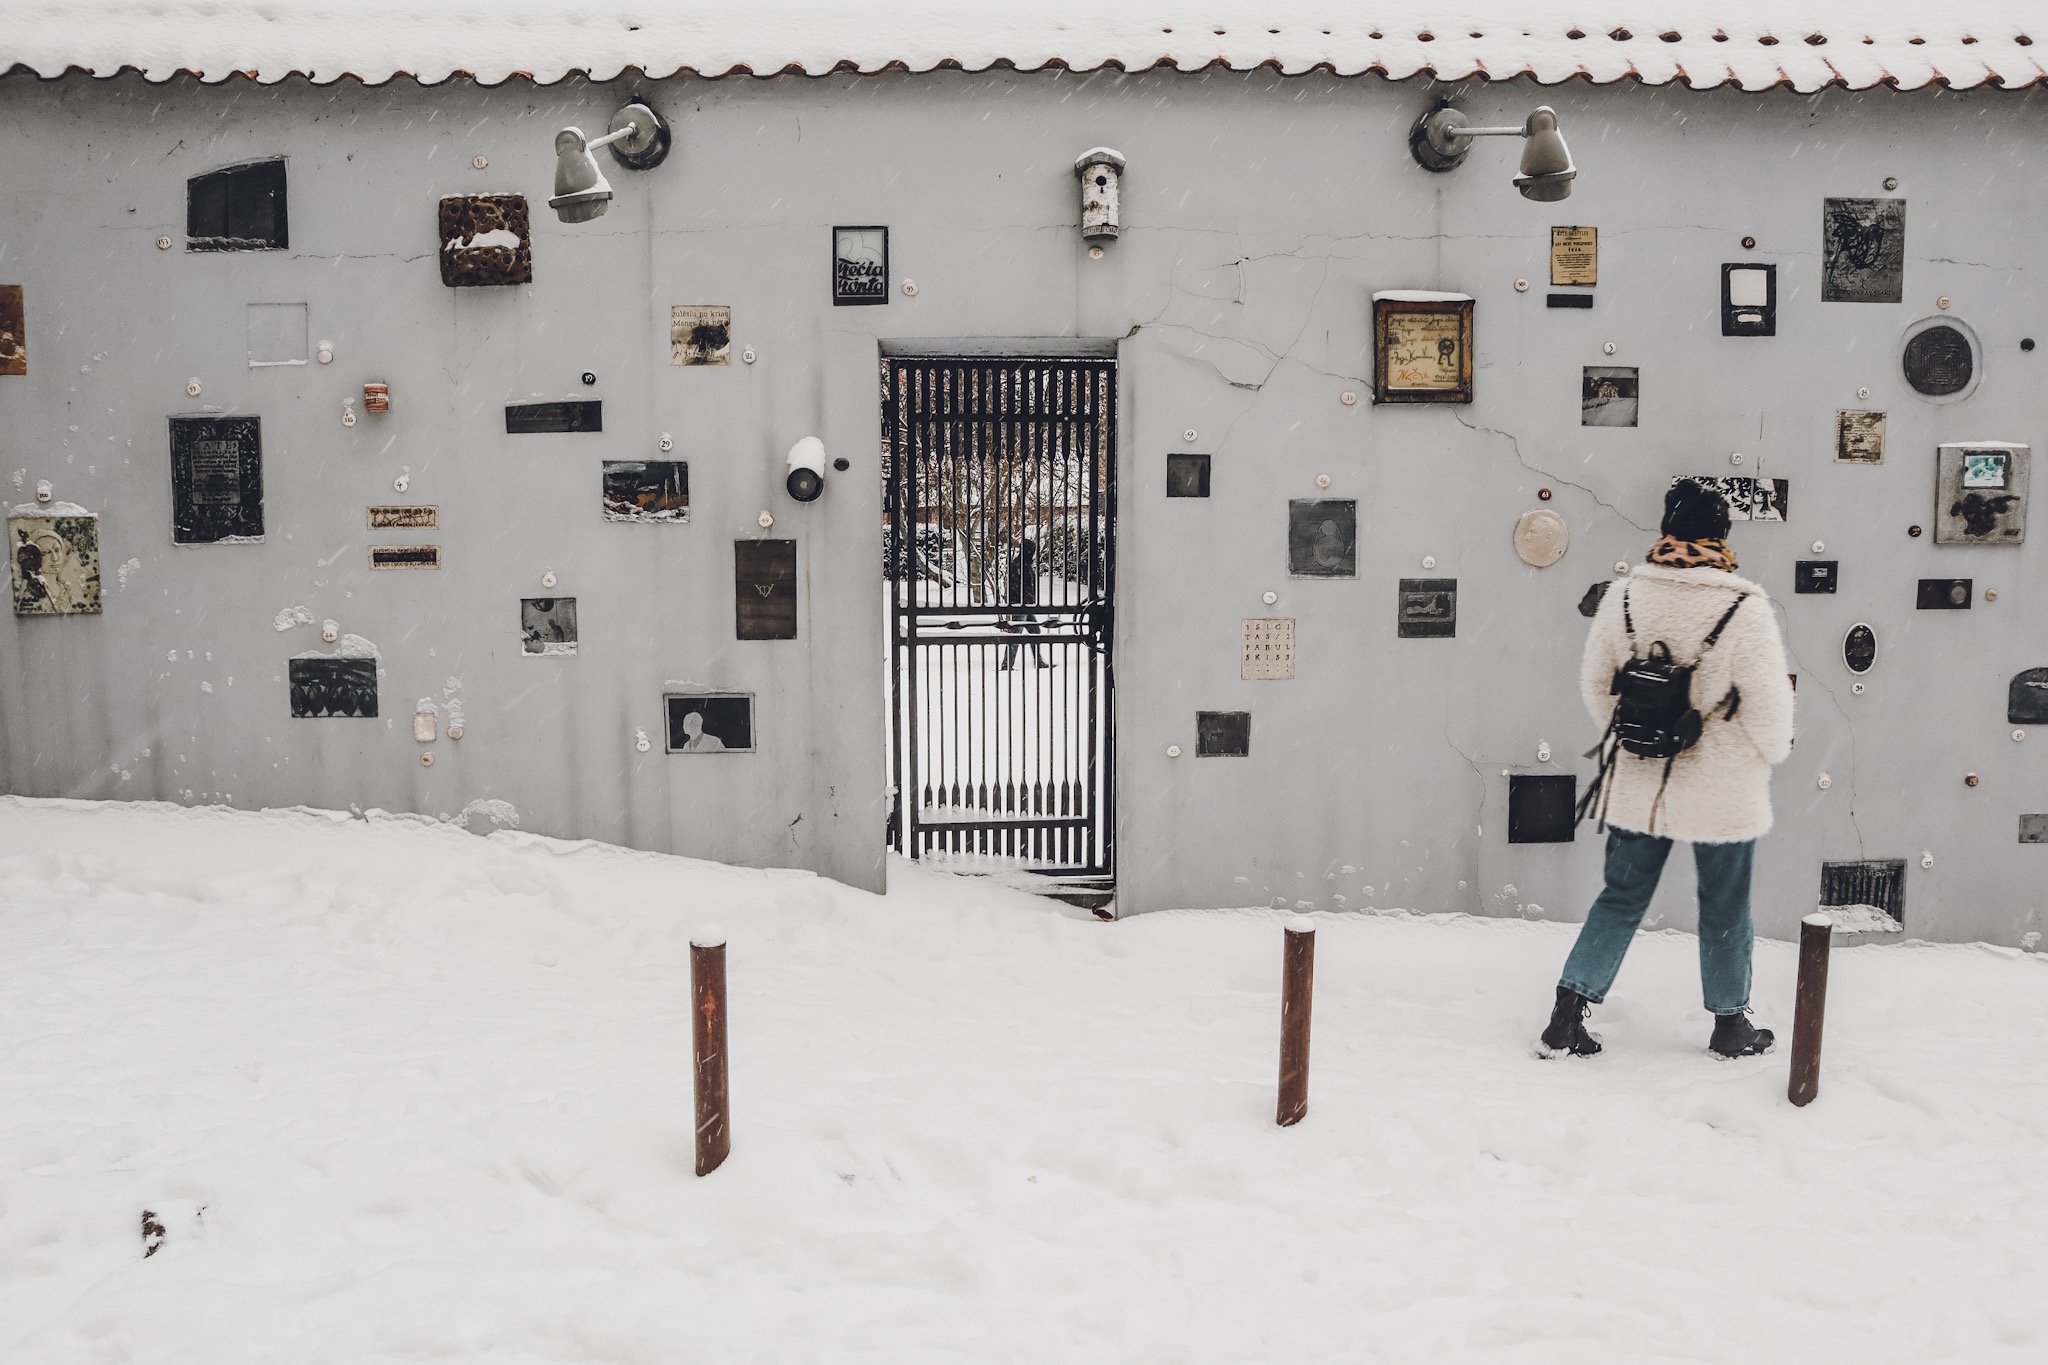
[1514,107,1575,201]
[549,128,614,223]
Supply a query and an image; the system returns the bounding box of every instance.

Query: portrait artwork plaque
[1372,294,1473,404]
[1287,500,1356,578]
[665,693,755,753]
[169,415,264,544]
[1834,410,1885,465]
[1821,198,1905,303]
[1195,711,1251,757]
[9,513,101,615]
[521,597,578,656]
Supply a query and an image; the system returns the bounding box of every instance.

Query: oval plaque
[1844,622,1877,675]
[1903,325,1973,397]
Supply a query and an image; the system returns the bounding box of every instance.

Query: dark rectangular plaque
[735,539,798,640]
[1545,293,1593,309]
[665,693,755,753]
[169,415,264,543]
[832,226,889,306]
[2020,814,2048,845]
[1916,578,1972,610]
[1794,561,1837,594]
[288,656,378,719]
[1398,578,1457,638]
[1508,774,1576,843]
[1287,499,1356,577]
[0,283,25,375]
[505,401,602,434]
[1820,859,1906,925]
[2009,668,2048,725]
[1166,452,1211,498]
[1821,198,1905,304]
[186,159,288,251]
[369,545,440,570]
[1721,263,1777,336]
[1195,710,1251,757]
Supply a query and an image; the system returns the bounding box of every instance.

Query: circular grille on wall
[1903,324,1974,396]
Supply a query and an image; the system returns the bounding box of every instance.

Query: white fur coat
[1579,564,1795,843]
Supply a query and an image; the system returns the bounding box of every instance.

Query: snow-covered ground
[2,797,2044,1363]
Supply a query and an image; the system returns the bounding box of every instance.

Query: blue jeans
[1559,828,1755,1015]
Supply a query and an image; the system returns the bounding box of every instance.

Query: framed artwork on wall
[832,226,889,306]
[1372,293,1473,404]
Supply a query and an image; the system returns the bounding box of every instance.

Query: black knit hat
[1662,478,1731,541]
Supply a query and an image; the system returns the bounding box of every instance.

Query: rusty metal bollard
[1277,917,1316,1127]
[1788,914,1833,1108]
[691,928,731,1175]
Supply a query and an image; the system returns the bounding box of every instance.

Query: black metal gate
[885,354,1117,908]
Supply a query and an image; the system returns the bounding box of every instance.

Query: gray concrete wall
[2,70,2044,943]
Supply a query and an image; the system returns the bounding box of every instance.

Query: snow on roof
[3,1,2043,92]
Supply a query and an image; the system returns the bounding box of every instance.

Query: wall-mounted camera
[786,436,826,502]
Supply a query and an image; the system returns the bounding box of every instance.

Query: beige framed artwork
[1372,293,1474,404]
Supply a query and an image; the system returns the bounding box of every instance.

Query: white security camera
[786,436,826,502]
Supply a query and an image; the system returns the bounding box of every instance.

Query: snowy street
[1,796,2044,1362]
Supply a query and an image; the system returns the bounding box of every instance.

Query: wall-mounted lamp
[1074,147,1126,242]
[786,436,826,502]
[549,101,672,224]
[1408,103,1576,202]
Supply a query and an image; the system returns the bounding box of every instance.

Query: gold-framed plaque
[1372,293,1474,404]
[1550,226,1597,286]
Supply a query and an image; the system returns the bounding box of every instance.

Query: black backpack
[1577,587,1745,832]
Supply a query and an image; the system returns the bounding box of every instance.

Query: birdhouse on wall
[1074,148,1126,242]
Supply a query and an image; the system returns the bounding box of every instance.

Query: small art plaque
[1581,367,1639,427]
[505,401,602,434]
[521,597,578,656]
[288,655,378,718]
[666,693,755,753]
[1398,578,1457,638]
[439,195,532,287]
[0,283,26,376]
[1915,578,1972,610]
[735,539,798,640]
[1195,710,1251,757]
[670,305,732,365]
[1166,452,1212,498]
[369,545,440,570]
[1372,294,1473,404]
[1820,859,1906,925]
[1550,226,1597,287]
[1904,324,1974,398]
[170,415,264,544]
[1287,500,1356,578]
[1241,618,1295,680]
[603,461,689,523]
[1681,476,1787,523]
[9,513,101,615]
[367,505,437,530]
[1835,410,1885,465]
[1721,263,1776,336]
[832,226,888,306]
[187,160,288,252]
[1508,774,1576,844]
[2007,668,2048,725]
[1935,443,2028,546]
[2020,814,2048,845]
[1821,198,1905,304]
[1843,622,1877,675]
[1794,561,1837,594]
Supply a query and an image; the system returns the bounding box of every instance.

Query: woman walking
[1539,479,1795,1060]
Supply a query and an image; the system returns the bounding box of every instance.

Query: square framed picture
[1372,295,1473,404]
[665,693,755,753]
[832,226,889,306]
[521,597,578,655]
[1581,366,1639,427]
[1835,410,1885,464]
[1963,451,2009,489]
[670,305,732,365]
[9,513,102,615]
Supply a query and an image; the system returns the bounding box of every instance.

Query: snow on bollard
[691,926,731,1176]
[1277,917,1316,1128]
[1788,913,1834,1108]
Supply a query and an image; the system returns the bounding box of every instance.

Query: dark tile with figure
[505,401,602,434]
[439,195,532,286]
[187,159,288,251]
[1843,623,1877,675]
[735,539,798,640]
[2009,668,2048,725]
[521,597,578,656]
[2019,814,2048,845]
[1820,859,1906,925]
[1794,561,1837,594]
[1398,578,1457,638]
[603,461,689,522]
[1287,500,1355,577]
[1166,452,1211,498]
[1196,711,1251,757]
[665,693,755,753]
[1916,578,1972,610]
[288,656,378,718]
[170,416,264,543]
[1508,774,1576,843]
[1581,366,1638,427]
[1821,198,1904,303]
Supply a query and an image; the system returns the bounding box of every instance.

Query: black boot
[1709,1012,1776,1058]
[1536,985,1603,1058]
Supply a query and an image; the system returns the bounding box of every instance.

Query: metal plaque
[2008,668,2048,725]
[1166,452,1211,498]
[1398,578,1457,638]
[1372,295,1473,404]
[2020,814,2048,845]
[1545,294,1593,310]
[1903,324,1974,397]
[1843,622,1877,675]
[0,284,25,376]
[1916,578,1972,610]
[438,195,532,287]
[505,401,602,434]
[1195,710,1251,757]
[670,305,732,365]
[1550,226,1597,287]
[186,159,288,252]
[369,545,440,570]
[1821,197,1904,303]
[1287,499,1356,578]
[1508,774,1576,844]
[735,539,798,640]
[832,226,888,306]
[367,505,437,530]
[1794,561,1838,594]
[602,460,689,523]
[665,693,756,753]
[9,513,102,615]
[288,656,378,718]
[1581,367,1638,427]
[521,597,578,656]
[1241,618,1295,680]
[1820,859,1906,925]
[169,415,264,544]
[1935,443,2028,546]
[1513,508,1569,567]
[1834,410,1885,465]
[1721,263,1776,336]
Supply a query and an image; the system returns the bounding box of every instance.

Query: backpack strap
[1697,593,1745,658]
[1620,585,1635,641]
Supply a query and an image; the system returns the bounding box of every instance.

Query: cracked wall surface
[1,69,2044,943]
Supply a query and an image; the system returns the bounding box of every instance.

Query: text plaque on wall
[1241,619,1295,680]
[735,539,798,640]
[169,415,264,543]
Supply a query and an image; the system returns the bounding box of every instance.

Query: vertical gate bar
[888,360,902,855]
[1085,360,1104,872]
[905,362,922,860]
[1100,358,1117,879]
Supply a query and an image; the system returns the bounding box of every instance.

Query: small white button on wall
[659,433,674,452]
[1316,474,1331,489]
[541,571,557,589]
[1089,246,1104,260]
[34,481,52,503]
[186,378,202,396]
[1602,342,1617,355]
[316,341,335,365]
[759,511,775,528]
[321,620,339,642]
[421,753,435,767]
[1730,452,1745,465]
[742,347,757,364]
[156,235,173,250]
[1183,429,1198,443]
[1937,296,1951,311]
[341,406,357,427]
[1613,560,1629,575]
[2015,729,2028,743]
[1340,391,1357,406]
[1852,682,1866,695]
[1514,278,1530,292]
[1812,540,1826,554]
[1984,587,1999,602]
[1166,744,1182,758]
[1537,741,1552,763]
[472,154,489,169]
[448,725,464,740]
[635,728,652,753]
[1856,386,1870,399]
[901,280,919,297]
[1921,851,1935,868]
[1421,555,1436,569]
[1262,591,1278,605]
[392,473,408,492]
[1817,773,1833,790]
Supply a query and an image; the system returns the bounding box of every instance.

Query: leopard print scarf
[1647,534,1738,572]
